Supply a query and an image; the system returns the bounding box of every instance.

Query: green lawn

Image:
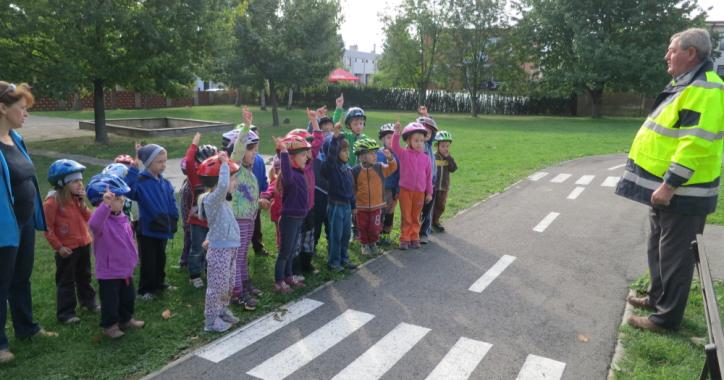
[4,105,722,378]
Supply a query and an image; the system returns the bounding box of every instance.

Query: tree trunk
[260,87,267,110]
[286,88,293,110]
[93,78,108,144]
[269,79,280,127]
[469,88,479,117]
[235,87,241,106]
[417,85,426,108]
[589,88,603,118]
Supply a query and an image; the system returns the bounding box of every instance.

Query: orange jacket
[352,159,398,210]
[43,194,92,251]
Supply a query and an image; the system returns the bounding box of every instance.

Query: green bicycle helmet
[353,137,380,156]
[434,130,453,143]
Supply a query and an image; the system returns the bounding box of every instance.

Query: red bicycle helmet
[197,155,240,178]
[283,135,312,154]
[286,128,313,142]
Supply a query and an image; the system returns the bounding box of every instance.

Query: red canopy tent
[328,68,359,83]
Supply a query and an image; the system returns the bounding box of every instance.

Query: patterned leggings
[204,247,236,323]
[232,219,254,298]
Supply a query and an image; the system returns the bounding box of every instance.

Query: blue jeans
[188,224,209,279]
[275,216,304,282]
[0,221,40,350]
[327,202,351,268]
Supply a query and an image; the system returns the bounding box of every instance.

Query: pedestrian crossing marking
[575,175,595,185]
[550,173,571,183]
[567,186,585,200]
[331,322,430,380]
[425,337,492,380]
[528,172,549,181]
[601,176,620,187]
[247,309,374,380]
[469,255,516,293]
[515,354,566,380]
[533,212,560,233]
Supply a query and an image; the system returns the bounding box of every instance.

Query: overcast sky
[340,0,724,54]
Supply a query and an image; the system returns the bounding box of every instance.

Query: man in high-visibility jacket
[615,28,724,332]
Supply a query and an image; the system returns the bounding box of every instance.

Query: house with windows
[707,20,724,77]
[342,45,381,85]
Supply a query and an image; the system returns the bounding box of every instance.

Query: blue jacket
[125,166,179,239]
[425,140,437,183]
[252,153,268,193]
[0,130,46,248]
[377,150,400,190]
[321,134,355,207]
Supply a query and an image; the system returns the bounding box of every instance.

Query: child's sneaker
[273,281,293,294]
[419,236,429,245]
[284,277,305,288]
[220,308,240,324]
[0,349,14,364]
[138,293,154,301]
[61,316,81,325]
[368,244,379,255]
[120,319,145,331]
[360,245,371,256]
[343,261,358,270]
[190,277,204,288]
[378,235,391,246]
[399,241,409,250]
[410,240,421,249]
[328,264,344,273]
[432,223,445,232]
[103,324,125,339]
[205,317,232,333]
[293,274,305,282]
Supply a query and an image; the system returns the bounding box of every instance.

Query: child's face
[349,118,364,135]
[437,141,451,156]
[110,195,125,213]
[339,148,349,163]
[381,134,392,149]
[243,144,257,166]
[320,121,333,133]
[292,151,308,168]
[147,150,167,175]
[424,127,434,141]
[67,179,85,197]
[408,133,426,153]
[360,151,377,165]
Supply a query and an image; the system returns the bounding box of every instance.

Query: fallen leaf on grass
[577,334,589,343]
[162,309,172,320]
[91,335,103,344]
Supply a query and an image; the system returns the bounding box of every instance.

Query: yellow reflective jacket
[615,60,724,215]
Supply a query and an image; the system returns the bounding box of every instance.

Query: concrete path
[145,153,724,380]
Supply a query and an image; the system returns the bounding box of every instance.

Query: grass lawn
[4,105,722,378]
[614,275,724,379]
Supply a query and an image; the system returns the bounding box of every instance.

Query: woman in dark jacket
[0,81,57,364]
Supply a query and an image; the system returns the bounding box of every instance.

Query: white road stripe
[197,298,323,363]
[425,337,492,380]
[533,212,560,233]
[575,175,595,185]
[332,323,430,380]
[247,309,374,380]
[608,163,625,171]
[566,186,585,200]
[528,172,549,181]
[549,173,572,183]
[601,176,621,187]
[468,255,516,293]
[515,354,566,380]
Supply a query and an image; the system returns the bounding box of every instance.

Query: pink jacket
[391,132,432,195]
[88,203,138,280]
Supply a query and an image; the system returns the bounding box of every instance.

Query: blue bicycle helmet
[47,159,86,188]
[102,163,129,179]
[86,173,131,206]
[344,107,366,127]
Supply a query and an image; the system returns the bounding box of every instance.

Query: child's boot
[273,281,293,294]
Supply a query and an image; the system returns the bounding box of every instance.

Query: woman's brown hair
[0,82,35,107]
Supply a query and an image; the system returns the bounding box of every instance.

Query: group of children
[41,97,457,337]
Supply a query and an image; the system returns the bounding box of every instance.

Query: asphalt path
[150,153,656,380]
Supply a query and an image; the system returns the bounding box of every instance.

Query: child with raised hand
[432,131,458,232]
[272,135,310,293]
[43,159,98,324]
[111,154,139,225]
[376,123,400,245]
[321,123,356,272]
[182,133,217,288]
[197,152,242,333]
[352,138,397,255]
[391,121,433,250]
[87,174,144,339]
[125,143,179,300]
[228,106,263,310]
[331,93,367,167]
[308,107,334,263]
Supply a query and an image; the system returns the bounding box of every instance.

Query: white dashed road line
[601,176,620,187]
[468,255,517,293]
[575,175,595,185]
[528,172,549,181]
[567,186,586,200]
[550,173,572,183]
[607,163,625,171]
[533,212,560,233]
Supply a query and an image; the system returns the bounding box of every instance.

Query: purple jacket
[280,152,309,218]
[89,203,138,280]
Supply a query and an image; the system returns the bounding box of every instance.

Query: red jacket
[43,194,92,251]
[184,144,208,227]
[260,177,282,222]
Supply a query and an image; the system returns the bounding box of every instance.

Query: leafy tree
[232,0,343,127]
[0,0,229,143]
[515,0,706,118]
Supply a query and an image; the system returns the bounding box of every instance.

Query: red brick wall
[30,89,234,112]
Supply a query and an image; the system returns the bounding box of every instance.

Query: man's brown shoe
[627,315,666,333]
[626,295,655,311]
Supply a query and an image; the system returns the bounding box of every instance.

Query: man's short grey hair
[671,28,712,61]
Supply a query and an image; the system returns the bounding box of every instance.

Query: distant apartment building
[343,45,381,85]
[707,20,724,77]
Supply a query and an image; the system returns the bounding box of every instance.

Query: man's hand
[336,93,344,109]
[651,183,675,206]
[58,246,73,258]
[192,132,201,146]
[418,106,429,117]
[243,105,253,126]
